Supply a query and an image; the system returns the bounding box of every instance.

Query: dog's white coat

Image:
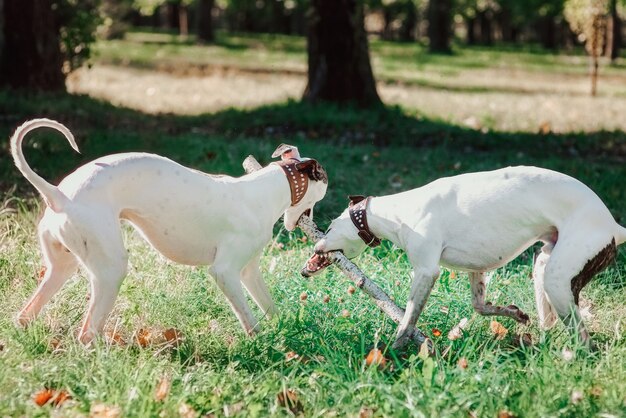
[12,119,327,343]
[314,166,626,348]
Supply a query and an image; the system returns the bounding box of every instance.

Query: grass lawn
[1,33,626,417]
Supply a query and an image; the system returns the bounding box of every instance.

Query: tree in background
[303,0,381,107]
[605,0,622,60]
[196,0,215,42]
[0,0,100,91]
[564,0,608,95]
[427,0,453,52]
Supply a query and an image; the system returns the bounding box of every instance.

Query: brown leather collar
[274,158,309,206]
[349,196,381,248]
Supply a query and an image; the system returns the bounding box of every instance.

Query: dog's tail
[10,118,79,213]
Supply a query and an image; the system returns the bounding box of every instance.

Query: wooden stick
[243,155,429,348]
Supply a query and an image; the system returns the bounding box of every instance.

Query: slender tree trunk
[399,2,418,42]
[303,0,381,107]
[539,15,557,50]
[478,10,493,45]
[427,0,452,53]
[167,2,180,31]
[606,0,621,61]
[466,16,477,45]
[179,4,188,36]
[0,0,65,91]
[197,0,215,43]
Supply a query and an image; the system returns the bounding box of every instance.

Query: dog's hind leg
[469,272,530,324]
[71,221,128,345]
[542,233,616,347]
[16,230,78,326]
[241,255,277,318]
[533,250,558,329]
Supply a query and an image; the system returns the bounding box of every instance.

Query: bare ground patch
[68,64,626,133]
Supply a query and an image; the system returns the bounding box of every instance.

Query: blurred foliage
[55,0,103,72]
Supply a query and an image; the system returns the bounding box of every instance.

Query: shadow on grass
[2,89,626,211]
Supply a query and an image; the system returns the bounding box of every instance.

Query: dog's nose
[300,267,311,278]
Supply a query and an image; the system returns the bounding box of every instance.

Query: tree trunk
[606,0,621,61]
[399,2,418,42]
[538,15,557,50]
[466,16,477,45]
[179,4,188,36]
[478,10,493,45]
[427,0,452,53]
[197,0,215,43]
[0,0,65,91]
[303,0,381,107]
[167,2,180,31]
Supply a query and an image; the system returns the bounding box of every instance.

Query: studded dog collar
[348,195,381,248]
[274,158,309,206]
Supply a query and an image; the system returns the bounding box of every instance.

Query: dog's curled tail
[10,118,79,213]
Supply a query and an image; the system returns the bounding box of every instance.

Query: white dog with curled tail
[303,166,626,349]
[11,119,328,344]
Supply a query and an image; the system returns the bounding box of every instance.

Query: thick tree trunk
[303,0,381,107]
[167,2,180,31]
[427,0,452,53]
[0,0,65,91]
[197,0,215,43]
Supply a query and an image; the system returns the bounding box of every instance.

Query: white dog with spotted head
[303,166,625,349]
[12,119,328,344]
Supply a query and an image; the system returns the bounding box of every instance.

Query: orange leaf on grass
[33,389,54,406]
[135,328,152,348]
[365,348,387,368]
[457,357,469,369]
[490,320,508,340]
[154,375,171,402]
[163,328,183,347]
[432,328,442,337]
[277,389,304,415]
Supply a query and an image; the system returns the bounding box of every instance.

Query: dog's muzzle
[301,253,333,277]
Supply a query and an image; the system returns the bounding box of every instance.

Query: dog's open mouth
[301,253,333,277]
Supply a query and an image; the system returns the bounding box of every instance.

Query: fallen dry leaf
[299,292,308,301]
[163,328,183,347]
[538,121,551,135]
[178,402,199,418]
[590,386,603,398]
[277,389,304,415]
[341,309,350,318]
[571,390,584,405]
[105,331,126,347]
[154,374,171,402]
[490,320,508,340]
[135,328,152,347]
[432,328,442,337]
[359,406,376,418]
[33,388,71,407]
[323,295,330,303]
[448,318,469,340]
[440,306,449,314]
[33,389,54,406]
[347,285,356,295]
[285,351,300,362]
[457,357,469,369]
[90,403,122,418]
[449,271,457,279]
[365,348,387,368]
[497,410,517,418]
[223,401,245,417]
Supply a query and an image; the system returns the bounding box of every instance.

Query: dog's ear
[348,195,366,206]
[272,143,297,159]
[295,159,328,183]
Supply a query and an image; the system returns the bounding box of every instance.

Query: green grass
[1,90,625,417]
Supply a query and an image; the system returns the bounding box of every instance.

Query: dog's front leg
[392,265,440,350]
[469,272,530,324]
[241,255,277,318]
[210,262,260,336]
